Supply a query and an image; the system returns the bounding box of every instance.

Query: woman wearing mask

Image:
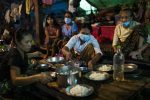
[61,11,78,46]
[44,15,61,57]
[0,29,52,99]
[112,8,141,57]
[62,24,103,69]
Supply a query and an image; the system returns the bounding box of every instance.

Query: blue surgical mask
[79,33,90,42]
[122,21,131,27]
[64,18,71,24]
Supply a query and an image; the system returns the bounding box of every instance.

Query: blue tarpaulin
[42,1,67,17]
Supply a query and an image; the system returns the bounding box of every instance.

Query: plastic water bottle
[113,46,125,81]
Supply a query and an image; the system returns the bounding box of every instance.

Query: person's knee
[86,43,93,49]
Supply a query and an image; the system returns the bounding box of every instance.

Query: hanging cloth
[25,0,33,15]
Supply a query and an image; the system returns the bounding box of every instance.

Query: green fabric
[146,23,150,35]
[86,0,137,9]
[145,23,150,44]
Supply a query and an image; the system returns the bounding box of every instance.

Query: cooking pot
[56,65,81,87]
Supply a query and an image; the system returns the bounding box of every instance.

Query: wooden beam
[32,0,40,45]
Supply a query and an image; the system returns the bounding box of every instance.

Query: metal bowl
[46,56,64,63]
[37,63,49,68]
[80,67,89,73]
[124,63,138,72]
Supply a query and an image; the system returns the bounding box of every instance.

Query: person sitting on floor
[44,15,61,57]
[112,7,141,58]
[0,29,52,99]
[61,11,78,47]
[61,23,103,69]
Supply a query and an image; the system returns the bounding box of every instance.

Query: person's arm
[62,36,76,60]
[10,66,51,86]
[129,35,150,59]
[91,53,102,64]
[49,28,60,39]
[88,36,102,69]
[138,43,149,53]
[62,46,72,60]
[27,51,44,58]
[56,28,60,38]
[44,27,52,58]
[88,53,101,69]
[112,26,120,52]
[129,43,149,59]
[138,34,150,53]
[44,27,50,44]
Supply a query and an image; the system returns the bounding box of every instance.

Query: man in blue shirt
[62,24,103,69]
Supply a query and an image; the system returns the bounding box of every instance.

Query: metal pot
[56,65,81,87]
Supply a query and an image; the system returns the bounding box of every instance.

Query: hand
[33,51,43,57]
[65,52,72,60]
[29,59,38,66]
[129,51,140,59]
[39,72,53,84]
[88,60,93,70]
[113,46,117,53]
[42,54,49,59]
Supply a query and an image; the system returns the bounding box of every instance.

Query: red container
[92,26,115,43]
[92,26,100,40]
[100,26,116,41]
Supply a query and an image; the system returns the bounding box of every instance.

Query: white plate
[66,84,94,97]
[85,71,109,81]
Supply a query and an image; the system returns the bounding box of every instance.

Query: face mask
[79,33,90,42]
[122,21,130,27]
[64,18,71,24]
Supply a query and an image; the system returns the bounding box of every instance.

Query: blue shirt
[62,22,78,38]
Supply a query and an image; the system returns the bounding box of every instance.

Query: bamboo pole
[32,0,40,45]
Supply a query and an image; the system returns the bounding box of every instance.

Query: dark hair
[80,23,92,32]
[45,15,58,27]
[65,11,73,18]
[15,28,32,43]
[119,7,133,17]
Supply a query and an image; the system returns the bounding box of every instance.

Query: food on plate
[89,72,107,80]
[98,65,112,71]
[70,85,90,96]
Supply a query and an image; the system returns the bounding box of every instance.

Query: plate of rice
[66,84,94,97]
[96,64,112,72]
[85,71,109,81]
